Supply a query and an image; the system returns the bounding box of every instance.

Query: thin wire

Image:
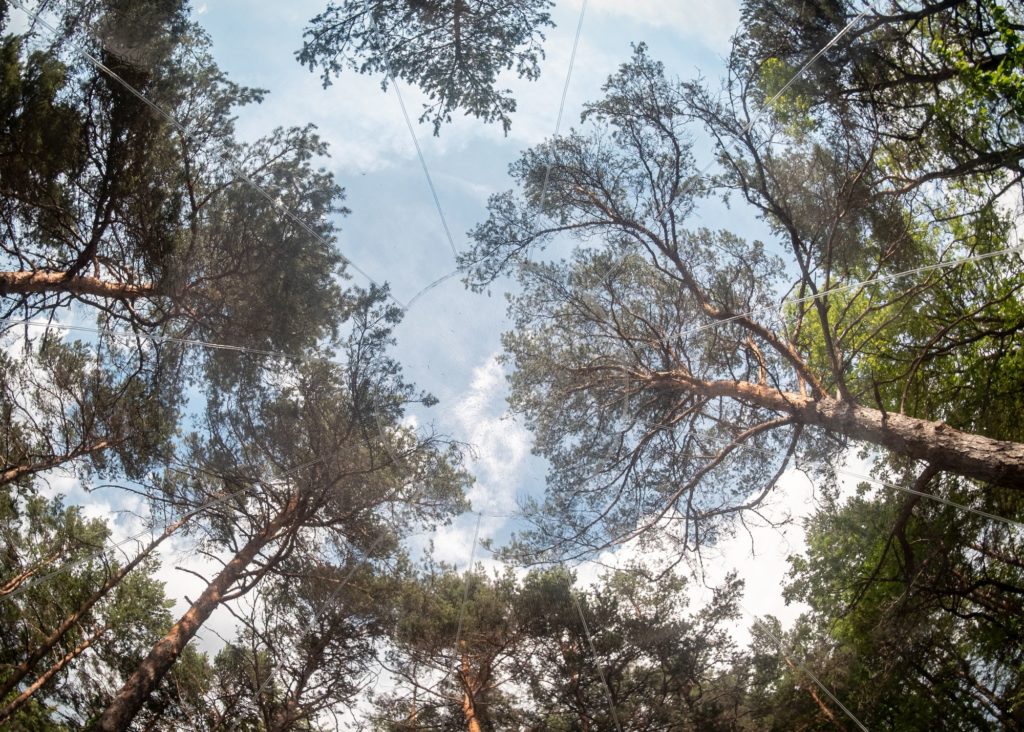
[9,0,949,379]
[571,589,624,732]
[682,244,1024,341]
[538,0,589,208]
[746,9,869,135]
[405,268,461,310]
[362,0,459,260]
[1,318,296,360]
[2,457,322,603]
[15,241,1015,375]
[10,0,402,309]
[453,512,483,653]
[747,612,870,732]
[839,470,1024,531]
[593,5,869,235]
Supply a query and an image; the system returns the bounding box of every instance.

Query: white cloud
[424,354,532,567]
[452,354,530,516]
[568,464,867,649]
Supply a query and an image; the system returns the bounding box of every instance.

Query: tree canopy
[2,0,1023,729]
[460,38,1024,558]
[298,0,554,134]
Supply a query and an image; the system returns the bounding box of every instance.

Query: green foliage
[780,481,1024,728]
[0,35,85,240]
[1,0,349,383]
[0,334,180,487]
[376,561,747,731]
[736,0,1024,189]
[0,483,178,727]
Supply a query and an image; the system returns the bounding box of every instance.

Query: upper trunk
[0,270,154,299]
[0,625,107,723]
[94,494,300,732]
[652,372,1024,488]
[460,652,485,732]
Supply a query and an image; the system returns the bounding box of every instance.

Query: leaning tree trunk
[0,625,108,722]
[94,494,300,732]
[651,372,1024,487]
[0,270,154,299]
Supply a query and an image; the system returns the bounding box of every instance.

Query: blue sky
[191,0,748,545]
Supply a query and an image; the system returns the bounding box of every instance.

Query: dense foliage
[1,0,1021,729]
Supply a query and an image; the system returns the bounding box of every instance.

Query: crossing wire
[747,609,870,732]
[839,470,1024,531]
[361,0,459,260]
[1,317,294,360]
[571,588,624,732]
[8,242,1021,372]
[6,249,1021,585]
[537,0,590,209]
[453,512,484,655]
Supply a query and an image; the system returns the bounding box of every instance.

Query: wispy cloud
[424,354,531,567]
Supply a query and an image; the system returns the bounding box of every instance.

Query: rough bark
[94,494,300,732]
[0,270,154,299]
[650,372,1024,487]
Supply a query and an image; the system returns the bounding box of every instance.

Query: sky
[7,0,868,665]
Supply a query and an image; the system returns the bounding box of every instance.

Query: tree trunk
[653,372,1024,487]
[783,656,845,730]
[460,653,484,732]
[94,494,300,732]
[0,270,154,299]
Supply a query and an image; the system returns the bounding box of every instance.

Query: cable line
[747,609,870,732]
[839,469,1024,531]
[1,318,297,360]
[538,0,589,208]
[361,0,459,261]
[453,512,484,654]
[571,588,624,732]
